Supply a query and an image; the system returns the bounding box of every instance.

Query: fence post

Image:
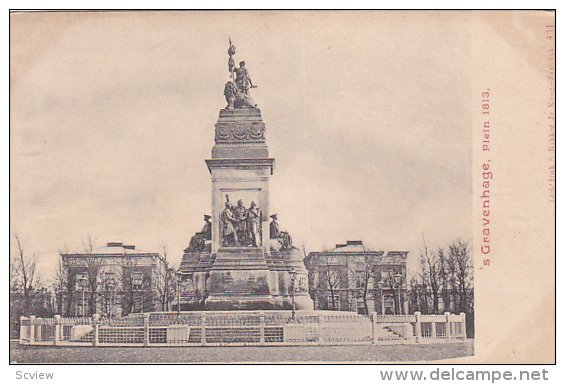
[414,312,421,343]
[54,315,61,346]
[404,322,412,341]
[371,312,378,345]
[36,318,42,342]
[143,313,150,347]
[201,313,207,346]
[460,312,467,340]
[317,314,324,345]
[431,321,437,339]
[29,316,36,344]
[259,311,265,345]
[92,314,100,346]
[445,312,451,341]
[19,316,27,344]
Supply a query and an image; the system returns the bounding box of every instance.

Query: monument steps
[380,326,405,340]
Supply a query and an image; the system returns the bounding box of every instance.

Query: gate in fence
[20,311,466,347]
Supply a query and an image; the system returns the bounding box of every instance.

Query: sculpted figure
[247,201,261,247]
[269,213,295,251]
[269,214,280,239]
[184,214,212,252]
[186,233,206,252]
[234,61,254,96]
[225,40,258,109]
[278,231,294,251]
[234,199,248,245]
[224,81,237,109]
[222,201,238,247]
[201,214,212,240]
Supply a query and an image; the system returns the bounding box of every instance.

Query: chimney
[107,242,123,247]
[123,245,136,250]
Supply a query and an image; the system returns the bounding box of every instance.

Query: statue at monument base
[180,212,313,311]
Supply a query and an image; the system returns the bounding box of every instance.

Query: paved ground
[10,340,473,364]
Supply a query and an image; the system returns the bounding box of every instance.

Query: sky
[10,11,472,281]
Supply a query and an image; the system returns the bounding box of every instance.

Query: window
[104,272,116,289]
[76,273,88,290]
[327,295,340,310]
[357,297,368,315]
[326,270,340,289]
[131,272,144,291]
[355,273,365,289]
[381,270,393,280]
[383,294,395,314]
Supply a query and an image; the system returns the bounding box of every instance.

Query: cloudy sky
[10,11,472,280]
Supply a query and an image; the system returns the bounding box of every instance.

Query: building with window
[304,240,409,315]
[59,242,174,317]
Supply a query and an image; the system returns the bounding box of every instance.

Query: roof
[306,240,408,261]
[327,240,374,253]
[62,242,160,257]
[88,245,158,255]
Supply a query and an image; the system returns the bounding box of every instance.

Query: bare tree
[53,248,69,315]
[438,248,451,311]
[13,234,40,312]
[10,249,19,294]
[118,253,136,315]
[324,254,341,310]
[447,239,473,314]
[420,239,441,314]
[118,252,154,315]
[349,243,378,315]
[154,243,176,311]
[408,276,420,312]
[10,234,53,336]
[82,236,105,315]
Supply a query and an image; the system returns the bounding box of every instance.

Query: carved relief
[215,121,266,143]
[221,194,262,248]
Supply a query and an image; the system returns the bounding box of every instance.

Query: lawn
[10,340,473,364]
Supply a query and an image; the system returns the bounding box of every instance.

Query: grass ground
[10,340,473,364]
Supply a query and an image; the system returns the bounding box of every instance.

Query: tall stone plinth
[180,107,313,311]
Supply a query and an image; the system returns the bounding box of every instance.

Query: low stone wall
[20,311,466,347]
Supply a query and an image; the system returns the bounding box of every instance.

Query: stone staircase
[379,326,405,341]
[77,330,94,342]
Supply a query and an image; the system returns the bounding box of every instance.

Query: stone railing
[19,310,466,347]
[371,311,467,343]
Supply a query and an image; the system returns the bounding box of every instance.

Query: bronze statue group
[224,38,257,109]
[186,200,295,252]
[222,195,261,247]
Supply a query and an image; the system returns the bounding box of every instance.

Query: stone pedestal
[180,107,313,311]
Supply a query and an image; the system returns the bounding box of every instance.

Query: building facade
[304,240,409,315]
[59,242,173,317]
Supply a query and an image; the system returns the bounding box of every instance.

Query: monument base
[205,295,276,311]
[180,245,314,311]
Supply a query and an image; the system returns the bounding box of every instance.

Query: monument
[179,40,314,311]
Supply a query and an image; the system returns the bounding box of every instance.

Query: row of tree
[53,237,177,317]
[10,234,178,338]
[10,235,54,338]
[305,239,473,335]
[408,239,474,336]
